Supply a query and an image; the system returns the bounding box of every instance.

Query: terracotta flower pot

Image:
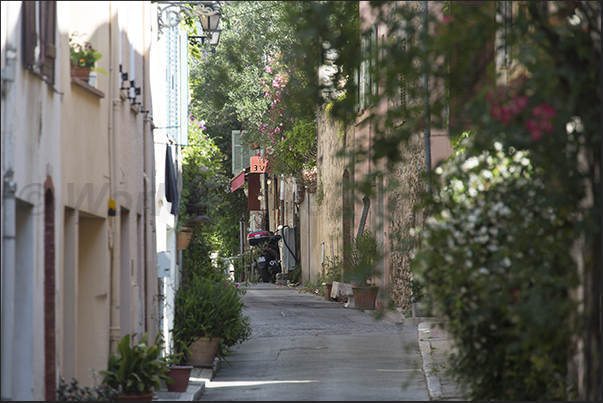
[185,337,222,367]
[117,392,155,401]
[351,286,379,310]
[165,365,193,392]
[323,282,333,301]
[71,65,91,80]
[177,227,193,250]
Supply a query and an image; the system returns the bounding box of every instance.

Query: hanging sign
[250,156,269,173]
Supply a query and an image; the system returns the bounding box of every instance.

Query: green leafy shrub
[100,333,175,396]
[321,255,342,283]
[57,371,118,401]
[172,275,252,360]
[289,263,302,284]
[342,229,385,287]
[412,140,578,400]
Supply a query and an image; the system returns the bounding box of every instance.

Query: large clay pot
[351,286,379,310]
[165,365,193,392]
[185,337,222,367]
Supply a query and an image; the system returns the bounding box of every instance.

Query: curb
[418,321,443,401]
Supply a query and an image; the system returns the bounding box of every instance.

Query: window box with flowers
[69,32,107,86]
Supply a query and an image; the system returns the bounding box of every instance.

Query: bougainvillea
[256,53,317,177]
[486,86,557,142]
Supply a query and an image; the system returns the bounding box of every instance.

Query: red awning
[230,168,247,193]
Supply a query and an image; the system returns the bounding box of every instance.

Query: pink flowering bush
[256,53,317,176]
[486,86,557,142]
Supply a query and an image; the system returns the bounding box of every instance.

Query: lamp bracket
[157,1,221,37]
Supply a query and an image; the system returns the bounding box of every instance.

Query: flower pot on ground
[116,392,155,401]
[100,333,176,400]
[342,229,385,309]
[323,282,333,300]
[185,336,223,367]
[171,274,252,367]
[351,285,380,310]
[165,365,194,392]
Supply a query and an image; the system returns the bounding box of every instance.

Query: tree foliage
[281,0,600,400]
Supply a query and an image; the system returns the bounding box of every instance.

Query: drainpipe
[307,194,310,283]
[1,171,16,400]
[422,1,432,197]
[142,1,153,341]
[280,175,284,226]
[108,1,121,353]
[1,11,18,397]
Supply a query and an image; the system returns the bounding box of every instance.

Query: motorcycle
[248,229,282,283]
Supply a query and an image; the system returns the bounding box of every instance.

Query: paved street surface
[196,283,429,401]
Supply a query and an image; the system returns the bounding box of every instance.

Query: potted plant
[176,226,193,250]
[69,32,107,81]
[342,229,385,310]
[321,255,342,301]
[100,332,175,401]
[164,351,194,393]
[171,274,252,367]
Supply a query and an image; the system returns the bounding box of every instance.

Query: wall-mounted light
[188,29,221,51]
[257,195,263,201]
[266,179,272,185]
[157,1,223,43]
[119,65,130,90]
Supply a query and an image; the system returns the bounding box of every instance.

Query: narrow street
[198,283,429,401]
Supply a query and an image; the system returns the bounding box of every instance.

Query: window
[358,24,378,111]
[23,1,57,85]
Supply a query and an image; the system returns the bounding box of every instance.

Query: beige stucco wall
[1,1,63,399]
[59,2,112,385]
[57,1,159,387]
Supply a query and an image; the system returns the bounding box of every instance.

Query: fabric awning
[230,168,247,193]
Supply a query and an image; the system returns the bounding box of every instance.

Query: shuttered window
[22,1,57,85]
[231,130,252,175]
[358,24,378,111]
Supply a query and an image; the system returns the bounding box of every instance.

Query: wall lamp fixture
[156,1,223,42]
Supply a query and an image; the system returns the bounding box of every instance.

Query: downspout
[141,2,154,342]
[307,194,310,283]
[1,10,18,397]
[280,175,284,227]
[422,1,432,197]
[108,1,121,354]
[1,172,16,401]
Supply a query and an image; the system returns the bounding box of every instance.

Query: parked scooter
[248,229,282,283]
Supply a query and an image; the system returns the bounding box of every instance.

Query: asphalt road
[199,283,429,401]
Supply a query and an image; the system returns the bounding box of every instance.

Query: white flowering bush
[411,138,577,400]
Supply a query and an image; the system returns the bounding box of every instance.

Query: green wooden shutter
[231,130,251,175]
